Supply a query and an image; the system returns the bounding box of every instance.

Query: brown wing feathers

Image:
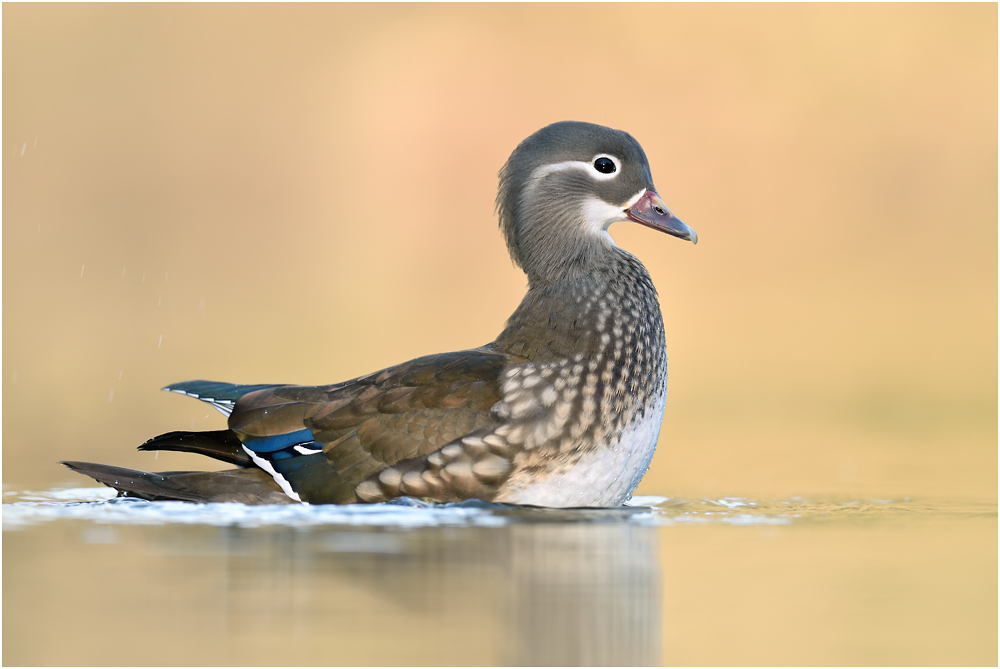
[61,350,511,504]
[236,350,507,503]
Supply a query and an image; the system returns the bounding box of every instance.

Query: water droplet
[108,389,114,403]
[80,265,85,277]
[158,335,163,348]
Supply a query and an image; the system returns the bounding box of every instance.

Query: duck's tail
[60,461,295,505]
[137,429,253,467]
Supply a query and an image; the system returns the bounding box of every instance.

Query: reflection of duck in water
[64,121,696,506]
[164,517,662,665]
[504,522,662,665]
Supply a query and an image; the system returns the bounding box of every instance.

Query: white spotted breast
[494,387,666,507]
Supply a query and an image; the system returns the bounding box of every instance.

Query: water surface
[4,489,996,665]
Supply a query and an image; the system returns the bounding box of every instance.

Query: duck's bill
[625,190,698,244]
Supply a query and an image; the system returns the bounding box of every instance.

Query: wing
[227,347,512,503]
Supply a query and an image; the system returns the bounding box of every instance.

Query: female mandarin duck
[64,121,697,506]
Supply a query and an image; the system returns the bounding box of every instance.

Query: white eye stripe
[531,160,589,181]
[531,154,623,182]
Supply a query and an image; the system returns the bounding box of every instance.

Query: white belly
[497,391,667,508]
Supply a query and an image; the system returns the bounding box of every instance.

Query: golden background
[4,4,997,500]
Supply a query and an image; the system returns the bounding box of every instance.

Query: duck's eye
[594,157,616,174]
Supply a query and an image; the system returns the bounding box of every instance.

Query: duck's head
[497,121,696,284]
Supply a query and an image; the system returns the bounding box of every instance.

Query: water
[3,488,996,665]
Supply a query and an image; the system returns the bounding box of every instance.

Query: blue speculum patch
[242,428,316,453]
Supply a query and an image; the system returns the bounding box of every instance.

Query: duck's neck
[517,233,616,286]
[510,186,620,286]
[494,249,665,366]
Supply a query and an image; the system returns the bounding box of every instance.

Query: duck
[63,121,697,506]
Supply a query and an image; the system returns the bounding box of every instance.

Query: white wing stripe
[242,446,305,504]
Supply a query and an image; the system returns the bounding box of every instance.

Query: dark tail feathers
[138,429,252,467]
[61,461,294,505]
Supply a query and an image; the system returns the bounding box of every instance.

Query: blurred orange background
[3,4,996,500]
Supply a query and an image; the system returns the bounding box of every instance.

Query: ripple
[2,486,992,530]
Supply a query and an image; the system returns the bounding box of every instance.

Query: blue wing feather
[164,381,325,500]
[242,429,316,453]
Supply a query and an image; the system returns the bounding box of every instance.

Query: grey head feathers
[496,121,657,284]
